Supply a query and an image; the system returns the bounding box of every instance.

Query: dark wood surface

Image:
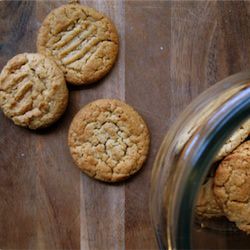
[0,1,250,249]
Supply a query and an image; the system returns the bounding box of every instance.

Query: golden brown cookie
[0,53,68,129]
[178,119,250,161]
[37,3,119,85]
[214,141,250,233]
[195,120,250,220]
[196,178,224,218]
[215,119,250,161]
[68,99,150,182]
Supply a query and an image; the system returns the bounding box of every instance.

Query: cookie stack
[196,120,250,234]
[0,3,150,182]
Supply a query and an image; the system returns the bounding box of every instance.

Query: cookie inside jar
[194,119,250,233]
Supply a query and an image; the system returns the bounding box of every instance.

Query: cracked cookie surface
[214,141,250,233]
[196,177,224,218]
[37,4,119,85]
[0,53,68,129]
[68,99,150,182]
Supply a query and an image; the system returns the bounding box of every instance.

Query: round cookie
[214,141,250,233]
[196,177,224,218]
[37,3,119,85]
[0,53,68,129]
[68,99,150,182]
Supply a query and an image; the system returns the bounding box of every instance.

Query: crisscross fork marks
[67,41,107,70]
[37,4,119,84]
[62,37,106,66]
[56,23,97,58]
[0,53,68,129]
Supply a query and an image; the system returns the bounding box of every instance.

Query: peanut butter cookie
[196,178,224,218]
[215,119,250,161]
[37,4,119,85]
[195,120,250,219]
[0,53,68,129]
[214,141,250,233]
[68,99,150,182]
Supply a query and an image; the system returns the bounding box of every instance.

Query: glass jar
[150,72,250,249]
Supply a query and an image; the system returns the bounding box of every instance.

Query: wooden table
[0,1,250,249]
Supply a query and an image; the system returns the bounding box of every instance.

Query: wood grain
[78,1,125,250]
[125,2,169,249]
[0,2,37,249]
[1,0,250,249]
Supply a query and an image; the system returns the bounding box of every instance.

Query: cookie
[196,177,224,218]
[37,4,119,85]
[0,53,68,129]
[215,119,250,161]
[214,141,250,233]
[68,99,150,182]
[177,119,250,161]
